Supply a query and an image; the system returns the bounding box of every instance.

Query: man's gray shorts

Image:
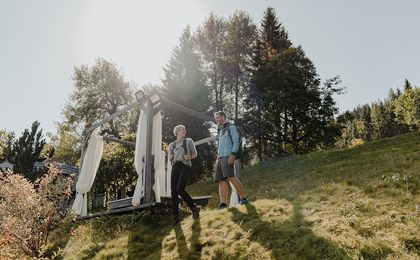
[214,156,235,182]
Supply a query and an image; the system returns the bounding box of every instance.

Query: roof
[0,160,15,171]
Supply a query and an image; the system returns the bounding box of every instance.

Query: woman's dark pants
[171,162,195,217]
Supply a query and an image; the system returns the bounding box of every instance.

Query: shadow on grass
[173,218,202,260]
[127,212,173,260]
[229,202,351,260]
[44,221,76,259]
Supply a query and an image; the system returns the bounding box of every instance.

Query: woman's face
[177,127,186,138]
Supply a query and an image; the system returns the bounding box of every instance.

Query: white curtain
[72,129,104,216]
[229,160,241,207]
[132,107,148,206]
[132,107,165,205]
[152,111,163,203]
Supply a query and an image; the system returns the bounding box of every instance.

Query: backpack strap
[182,138,189,155]
[226,123,235,145]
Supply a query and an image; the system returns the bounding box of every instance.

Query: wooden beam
[144,98,154,203]
[194,135,218,146]
[159,96,214,122]
[103,136,135,147]
[83,100,143,135]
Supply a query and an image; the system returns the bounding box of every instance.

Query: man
[214,111,249,210]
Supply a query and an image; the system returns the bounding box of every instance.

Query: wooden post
[144,97,154,203]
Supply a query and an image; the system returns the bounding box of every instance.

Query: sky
[1,0,419,136]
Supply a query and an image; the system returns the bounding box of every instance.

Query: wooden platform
[79,202,158,220]
[78,195,212,220]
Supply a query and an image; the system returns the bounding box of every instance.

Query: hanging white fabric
[229,159,241,207]
[151,111,163,203]
[133,103,165,205]
[132,106,148,206]
[72,129,104,216]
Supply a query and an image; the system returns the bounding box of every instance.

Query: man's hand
[169,154,174,161]
[228,155,236,166]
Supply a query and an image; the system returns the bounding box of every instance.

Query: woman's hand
[183,155,192,161]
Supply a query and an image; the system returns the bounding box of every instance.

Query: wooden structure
[77,91,216,219]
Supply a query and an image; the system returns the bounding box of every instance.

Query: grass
[48,132,420,259]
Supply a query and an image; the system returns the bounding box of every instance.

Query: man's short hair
[214,111,227,118]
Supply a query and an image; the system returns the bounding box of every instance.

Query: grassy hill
[49,132,420,259]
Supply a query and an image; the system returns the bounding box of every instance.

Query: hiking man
[213,111,249,209]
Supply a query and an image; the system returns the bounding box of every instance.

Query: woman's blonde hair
[173,125,186,137]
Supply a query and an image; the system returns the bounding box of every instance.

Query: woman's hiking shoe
[192,206,201,219]
[217,203,227,210]
[239,198,249,205]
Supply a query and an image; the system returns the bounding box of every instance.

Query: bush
[0,167,75,258]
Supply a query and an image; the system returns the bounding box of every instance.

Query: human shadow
[229,202,351,260]
[173,217,202,259]
[127,212,173,260]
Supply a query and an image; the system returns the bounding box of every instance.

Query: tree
[255,46,341,155]
[371,101,386,139]
[197,13,227,111]
[242,7,292,162]
[7,121,48,180]
[162,26,216,182]
[62,58,135,138]
[395,88,420,131]
[224,10,257,121]
[259,7,292,60]
[404,78,412,91]
[0,130,14,162]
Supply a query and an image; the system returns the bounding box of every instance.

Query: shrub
[0,167,75,258]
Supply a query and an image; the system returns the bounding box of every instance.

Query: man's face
[214,114,225,126]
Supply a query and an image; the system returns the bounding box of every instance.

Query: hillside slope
[50,132,420,259]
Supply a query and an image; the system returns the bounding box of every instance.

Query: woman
[168,125,200,226]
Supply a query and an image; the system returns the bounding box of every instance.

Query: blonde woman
[168,125,200,226]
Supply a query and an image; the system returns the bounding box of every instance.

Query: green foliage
[395,88,420,130]
[162,26,216,182]
[7,121,49,181]
[62,58,135,138]
[338,83,418,146]
[92,134,137,199]
[0,129,14,162]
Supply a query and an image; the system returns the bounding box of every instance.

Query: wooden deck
[78,195,212,220]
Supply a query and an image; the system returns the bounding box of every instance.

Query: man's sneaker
[192,206,201,219]
[239,198,249,205]
[217,203,227,210]
[171,216,180,227]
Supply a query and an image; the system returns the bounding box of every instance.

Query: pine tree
[162,26,216,182]
[404,78,412,91]
[259,7,292,59]
[8,121,47,180]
